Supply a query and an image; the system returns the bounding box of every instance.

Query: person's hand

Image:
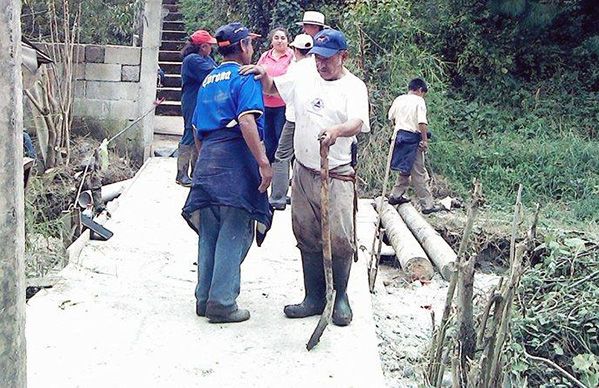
[319,127,340,147]
[258,163,273,193]
[419,139,428,152]
[239,65,267,80]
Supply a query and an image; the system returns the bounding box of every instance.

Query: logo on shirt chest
[311,98,324,111]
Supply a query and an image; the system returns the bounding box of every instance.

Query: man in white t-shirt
[241,28,370,326]
[387,78,440,214]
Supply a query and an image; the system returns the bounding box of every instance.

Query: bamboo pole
[397,203,457,280]
[374,197,435,281]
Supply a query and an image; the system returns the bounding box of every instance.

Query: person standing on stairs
[177,29,217,187]
[256,27,294,210]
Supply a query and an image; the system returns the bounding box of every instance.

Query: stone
[104,46,141,66]
[85,63,121,82]
[85,45,105,63]
[121,65,140,82]
[86,81,139,101]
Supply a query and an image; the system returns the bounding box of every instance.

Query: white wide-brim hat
[295,11,328,27]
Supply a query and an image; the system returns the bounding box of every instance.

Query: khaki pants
[391,150,434,209]
[291,162,355,260]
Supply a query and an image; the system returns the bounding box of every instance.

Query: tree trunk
[374,197,435,281]
[0,1,27,385]
[397,203,457,280]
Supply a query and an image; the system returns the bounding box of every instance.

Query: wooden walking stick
[306,140,336,351]
[367,128,398,292]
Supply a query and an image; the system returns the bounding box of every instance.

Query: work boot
[176,144,193,187]
[284,251,325,318]
[207,308,250,323]
[332,258,353,326]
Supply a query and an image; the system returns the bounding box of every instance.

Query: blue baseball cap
[215,22,260,47]
[309,29,348,58]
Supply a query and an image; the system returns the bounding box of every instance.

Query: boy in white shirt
[387,78,440,214]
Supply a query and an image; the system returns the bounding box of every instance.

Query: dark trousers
[263,106,286,163]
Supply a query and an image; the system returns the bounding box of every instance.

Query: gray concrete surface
[154,115,183,136]
[27,157,385,388]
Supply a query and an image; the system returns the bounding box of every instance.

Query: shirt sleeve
[347,79,371,133]
[417,98,428,125]
[186,56,215,83]
[236,75,265,119]
[273,70,296,107]
[388,98,397,122]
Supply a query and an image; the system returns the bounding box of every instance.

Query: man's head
[296,11,327,37]
[215,22,260,65]
[289,34,313,59]
[408,78,428,97]
[309,29,348,81]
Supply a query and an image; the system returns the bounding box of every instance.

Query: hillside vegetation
[182,0,598,224]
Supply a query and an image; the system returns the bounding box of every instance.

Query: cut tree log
[373,197,434,281]
[396,203,456,280]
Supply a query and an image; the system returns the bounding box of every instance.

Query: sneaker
[176,176,192,187]
[422,204,443,215]
[207,309,250,323]
[388,195,411,206]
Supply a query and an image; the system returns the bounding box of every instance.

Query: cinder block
[105,100,138,121]
[85,63,121,82]
[73,64,85,80]
[86,81,139,101]
[104,46,141,65]
[85,45,105,63]
[121,65,140,82]
[74,81,86,98]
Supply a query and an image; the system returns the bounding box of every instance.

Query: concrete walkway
[27,158,385,388]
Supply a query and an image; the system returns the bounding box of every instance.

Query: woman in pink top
[257,27,293,164]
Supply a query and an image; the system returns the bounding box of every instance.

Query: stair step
[159,61,182,74]
[163,21,186,31]
[159,50,182,62]
[160,40,185,51]
[163,3,179,12]
[162,0,178,5]
[164,12,183,21]
[156,100,182,116]
[157,87,182,101]
[162,30,187,41]
[162,74,181,87]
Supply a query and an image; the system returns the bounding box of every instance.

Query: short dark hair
[217,37,251,57]
[296,47,311,56]
[408,78,428,92]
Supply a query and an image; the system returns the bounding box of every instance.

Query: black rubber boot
[176,144,193,187]
[332,258,353,326]
[284,251,325,318]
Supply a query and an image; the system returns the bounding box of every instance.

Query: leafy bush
[21,0,143,45]
[509,234,599,386]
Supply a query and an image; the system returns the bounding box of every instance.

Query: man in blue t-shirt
[182,22,272,324]
[176,30,217,187]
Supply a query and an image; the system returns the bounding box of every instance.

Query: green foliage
[509,234,599,385]
[21,0,143,45]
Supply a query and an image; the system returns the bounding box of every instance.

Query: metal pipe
[77,178,133,208]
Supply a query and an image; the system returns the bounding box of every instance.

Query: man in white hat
[296,11,327,37]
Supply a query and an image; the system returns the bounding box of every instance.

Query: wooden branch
[524,350,588,388]
[427,180,484,384]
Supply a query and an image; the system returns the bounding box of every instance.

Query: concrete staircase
[156,0,185,116]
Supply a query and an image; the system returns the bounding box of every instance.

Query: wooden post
[0,0,27,386]
[374,197,435,281]
[397,203,457,280]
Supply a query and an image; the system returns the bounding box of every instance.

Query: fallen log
[374,197,434,281]
[396,203,456,280]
